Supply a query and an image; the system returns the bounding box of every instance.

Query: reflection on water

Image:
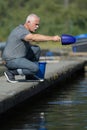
[0,69,87,130]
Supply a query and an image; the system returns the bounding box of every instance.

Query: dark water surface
[0,68,87,130]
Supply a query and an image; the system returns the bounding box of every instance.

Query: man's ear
[28,21,31,26]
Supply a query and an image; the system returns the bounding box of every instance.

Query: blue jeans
[5,45,41,75]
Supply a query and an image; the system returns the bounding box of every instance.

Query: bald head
[26,14,40,23]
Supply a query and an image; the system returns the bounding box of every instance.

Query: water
[0,68,87,130]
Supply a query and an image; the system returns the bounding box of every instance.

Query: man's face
[28,18,40,32]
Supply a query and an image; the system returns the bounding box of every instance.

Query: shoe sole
[26,79,44,82]
[4,72,17,83]
[34,75,44,82]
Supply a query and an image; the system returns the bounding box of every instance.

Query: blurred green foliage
[0,0,87,41]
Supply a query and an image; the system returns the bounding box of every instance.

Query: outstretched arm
[24,33,61,42]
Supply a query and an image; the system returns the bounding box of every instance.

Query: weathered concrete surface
[0,60,86,114]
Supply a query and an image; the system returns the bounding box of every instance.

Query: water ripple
[48,100,86,105]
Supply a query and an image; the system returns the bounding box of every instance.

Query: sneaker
[4,71,17,83]
[25,75,44,82]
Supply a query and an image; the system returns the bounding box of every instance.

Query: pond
[0,66,87,130]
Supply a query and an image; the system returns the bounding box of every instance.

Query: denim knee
[33,64,39,73]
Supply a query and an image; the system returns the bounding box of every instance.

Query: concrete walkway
[0,60,86,114]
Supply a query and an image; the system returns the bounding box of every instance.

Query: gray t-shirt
[2,24,31,60]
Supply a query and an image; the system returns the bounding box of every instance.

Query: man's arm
[24,33,61,42]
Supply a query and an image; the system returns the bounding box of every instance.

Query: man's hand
[53,35,61,42]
